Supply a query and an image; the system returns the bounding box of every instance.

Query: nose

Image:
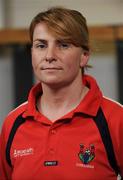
[46,46,57,63]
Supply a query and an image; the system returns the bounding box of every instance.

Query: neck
[37,77,89,121]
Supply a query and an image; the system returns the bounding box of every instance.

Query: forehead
[33,23,52,38]
[33,22,72,42]
[33,22,67,43]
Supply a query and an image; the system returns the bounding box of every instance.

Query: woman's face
[32,23,89,88]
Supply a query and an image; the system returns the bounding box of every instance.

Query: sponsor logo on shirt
[13,148,34,157]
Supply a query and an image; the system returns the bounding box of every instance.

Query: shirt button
[51,129,56,134]
[49,148,55,154]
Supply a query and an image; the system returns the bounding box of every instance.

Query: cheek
[65,53,81,69]
[31,52,41,69]
[31,54,36,69]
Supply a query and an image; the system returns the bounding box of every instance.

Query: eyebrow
[33,39,71,44]
[33,39,47,43]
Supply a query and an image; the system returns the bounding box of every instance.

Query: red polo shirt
[0,75,123,180]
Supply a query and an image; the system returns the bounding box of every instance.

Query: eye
[36,43,47,49]
[33,41,47,49]
[58,41,71,49]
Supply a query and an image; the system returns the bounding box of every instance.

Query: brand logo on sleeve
[13,148,34,158]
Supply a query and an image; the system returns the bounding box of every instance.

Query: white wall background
[88,53,118,100]
[0,51,14,128]
[0,0,4,28]
[4,0,123,27]
[0,0,122,127]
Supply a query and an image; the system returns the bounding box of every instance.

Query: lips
[41,67,62,70]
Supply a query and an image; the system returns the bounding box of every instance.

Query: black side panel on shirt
[93,108,121,178]
[6,114,26,167]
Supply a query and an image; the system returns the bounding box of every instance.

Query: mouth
[41,67,62,70]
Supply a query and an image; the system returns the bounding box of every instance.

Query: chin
[43,80,61,86]
[41,78,66,88]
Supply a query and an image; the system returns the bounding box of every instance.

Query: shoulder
[6,101,28,122]
[102,96,123,115]
[0,101,28,141]
[101,96,123,139]
[101,96,123,133]
[102,97,123,171]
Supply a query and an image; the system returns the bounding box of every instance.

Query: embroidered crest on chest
[78,144,95,164]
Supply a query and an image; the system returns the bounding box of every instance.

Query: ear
[80,51,90,68]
